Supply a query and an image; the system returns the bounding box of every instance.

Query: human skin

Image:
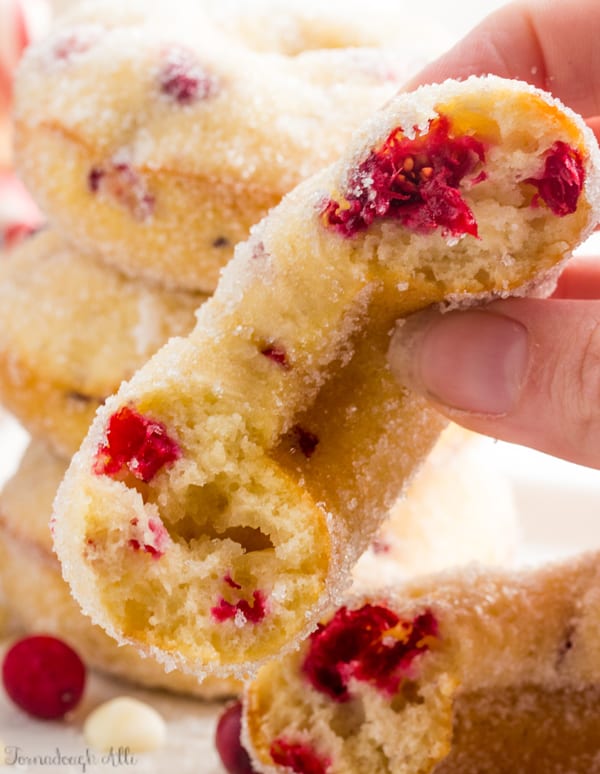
[388,0,600,469]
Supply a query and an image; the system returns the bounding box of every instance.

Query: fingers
[552,257,600,299]
[404,0,600,118]
[388,297,600,469]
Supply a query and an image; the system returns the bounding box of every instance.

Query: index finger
[405,0,600,120]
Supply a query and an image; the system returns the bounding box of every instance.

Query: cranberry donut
[0,441,240,699]
[53,76,600,677]
[243,554,600,773]
[13,10,415,292]
[0,229,205,457]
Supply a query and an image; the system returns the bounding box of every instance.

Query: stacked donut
[0,0,523,698]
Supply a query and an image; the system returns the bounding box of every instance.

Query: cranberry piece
[270,738,330,774]
[94,405,181,483]
[302,605,438,701]
[211,590,268,624]
[525,141,585,216]
[224,573,242,590]
[289,426,319,459]
[251,241,268,260]
[215,701,257,774]
[322,115,485,239]
[87,162,154,222]
[52,30,97,62]
[371,537,391,554]
[159,47,219,105]
[128,516,170,558]
[2,635,86,720]
[260,344,290,369]
[87,167,104,192]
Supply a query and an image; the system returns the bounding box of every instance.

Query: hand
[388,0,600,469]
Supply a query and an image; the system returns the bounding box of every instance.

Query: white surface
[2,0,600,771]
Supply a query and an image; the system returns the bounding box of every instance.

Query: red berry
[94,405,181,483]
[215,701,257,774]
[322,114,485,239]
[524,141,585,216]
[2,635,86,720]
[211,590,268,624]
[159,47,219,104]
[260,344,290,369]
[87,161,155,222]
[302,605,438,701]
[289,426,319,459]
[52,30,98,62]
[270,738,330,774]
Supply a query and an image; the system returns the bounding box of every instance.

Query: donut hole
[329,698,366,738]
[389,680,426,713]
[82,450,332,672]
[162,477,275,553]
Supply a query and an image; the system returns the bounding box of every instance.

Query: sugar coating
[0,230,205,456]
[13,0,425,292]
[51,76,600,680]
[244,554,600,773]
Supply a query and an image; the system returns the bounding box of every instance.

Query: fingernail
[388,309,529,415]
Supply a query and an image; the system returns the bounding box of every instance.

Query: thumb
[388,297,600,469]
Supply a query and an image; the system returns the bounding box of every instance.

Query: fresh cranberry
[302,605,438,701]
[270,738,330,774]
[260,344,290,369]
[159,47,219,105]
[94,405,181,483]
[215,701,257,774]
[322,115,485,239]
[2,635,86,720]
[211,591,268,624]
[525,141,585,216]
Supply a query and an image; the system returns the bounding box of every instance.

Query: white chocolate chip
[84,697,166,753]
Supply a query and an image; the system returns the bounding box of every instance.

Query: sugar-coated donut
[243,554,600,773]
[0,229,205,457]
[14,3,417,291]
[56,0,449,58]
[53,76,600,678]
[0,441,240,699]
